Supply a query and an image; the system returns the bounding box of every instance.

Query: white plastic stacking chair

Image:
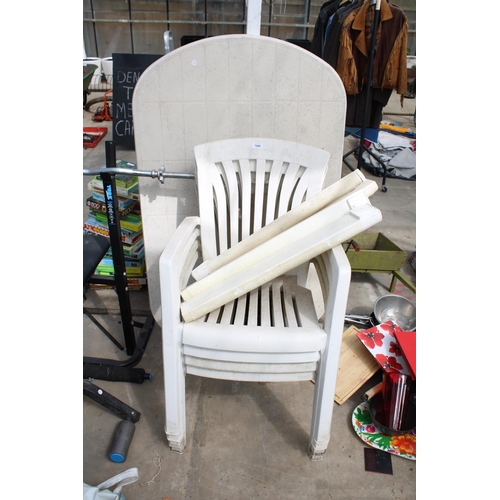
[159,138,355,460]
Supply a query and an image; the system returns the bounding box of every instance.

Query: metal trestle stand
[84,141,155,382]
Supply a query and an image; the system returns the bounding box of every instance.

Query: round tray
[352,401,416,460]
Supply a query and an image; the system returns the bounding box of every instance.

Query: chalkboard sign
[112,53,163,148]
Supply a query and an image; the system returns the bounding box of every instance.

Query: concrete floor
[83,91,416,499]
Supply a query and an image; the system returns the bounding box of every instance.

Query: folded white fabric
[388,147,416,169]
[377,131,414,149]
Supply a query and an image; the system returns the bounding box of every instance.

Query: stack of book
[83,159,147,289]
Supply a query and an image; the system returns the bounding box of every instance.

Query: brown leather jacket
[336,0,408,96]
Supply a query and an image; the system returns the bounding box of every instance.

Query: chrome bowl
[373,294,416,331]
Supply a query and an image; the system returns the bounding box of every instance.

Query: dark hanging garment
[345,87,393,128]
[311,0,408,129]
[311,0,342,58]
[322,0,362,69]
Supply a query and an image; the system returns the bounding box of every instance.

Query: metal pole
[82,166,195,182]
[204,0,208,37]
[267,1,272,37]
[246,0,262,35]
[128,0,135,53]
[101,141,136,355]
[89,0,99,58]
[83,18,312,29]
[357,0,381,169]
[305,0,312,40]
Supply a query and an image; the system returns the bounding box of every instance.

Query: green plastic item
[343,232,416,293]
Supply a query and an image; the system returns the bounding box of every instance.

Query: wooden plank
[343,232,379,250]
[390,270,417,294]
[377,232,404,251]
[334,326,380,405]
[348,252,407,271]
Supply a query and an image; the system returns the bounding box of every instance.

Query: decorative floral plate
[352,401,416,460]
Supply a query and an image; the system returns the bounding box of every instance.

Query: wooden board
[334,326,380,405]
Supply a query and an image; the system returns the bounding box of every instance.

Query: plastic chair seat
[183,276,325,382]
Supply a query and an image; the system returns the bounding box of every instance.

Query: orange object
[92,89,113,122]
[380,123,410,134]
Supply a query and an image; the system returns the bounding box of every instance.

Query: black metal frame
[84,141,154,382]
[84,379,140,462]
[84,380,141,423]
[83,306,124,351]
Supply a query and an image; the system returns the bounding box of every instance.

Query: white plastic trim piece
[183,179,377,302]
[191,170,369,281]
[180,203,382,322]
[245,0,262,35]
